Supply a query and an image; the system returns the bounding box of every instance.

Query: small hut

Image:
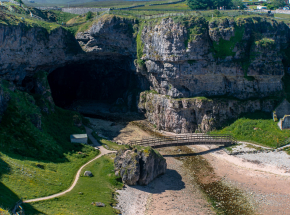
[70,134,88,144]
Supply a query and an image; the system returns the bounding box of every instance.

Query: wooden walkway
[129,134,237,148]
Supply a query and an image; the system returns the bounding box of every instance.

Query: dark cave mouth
[47,58,149,114]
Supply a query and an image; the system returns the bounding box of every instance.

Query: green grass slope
[210,112,290,148]
[0,80,99,212]
[25,154,123,215]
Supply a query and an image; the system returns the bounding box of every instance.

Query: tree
[86,11,93,20]
[16,0,23,6]
[186,0,211,10]
[271,0,285,8]
[187,0,232,10]
[212,0,232,8]
[231,0,245,9]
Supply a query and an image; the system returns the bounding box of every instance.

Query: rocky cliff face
[0,24,81,84]
[76,15,136,57]
[139,17,288,100]
[114,147,167,185]
[0,14,289,132]
[138,92,278,133]
[0,15,137,87]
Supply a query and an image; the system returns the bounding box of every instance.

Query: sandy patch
[189,145,290,215]
[88,118,151,144]
[116,147,213,215]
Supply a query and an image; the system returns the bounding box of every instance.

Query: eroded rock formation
[138,91,278,133]
[114,147,167,185]
[0,14,289,133]
[140,17,288,99]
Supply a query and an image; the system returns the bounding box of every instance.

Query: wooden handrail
[129,133,236,147]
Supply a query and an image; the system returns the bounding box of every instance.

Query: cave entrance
[48,58,148,115]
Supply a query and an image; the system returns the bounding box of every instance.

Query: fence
[129,133,237,148]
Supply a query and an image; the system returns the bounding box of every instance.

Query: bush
[255,38,275,49]
[86,11,93,21]
[214,10,221,17]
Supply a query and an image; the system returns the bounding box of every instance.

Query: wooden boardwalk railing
[129,134,237,148]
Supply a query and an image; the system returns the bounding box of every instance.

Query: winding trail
[24,127,115,203]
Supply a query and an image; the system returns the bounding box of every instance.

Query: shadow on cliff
[130,169,185,194]
[163,146,227,158]
[0,156,42,214]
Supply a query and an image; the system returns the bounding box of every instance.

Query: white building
[70,134,88,144]
[257,5,267,9]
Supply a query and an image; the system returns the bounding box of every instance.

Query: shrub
[255,38,275,49]
[86,11,93,21]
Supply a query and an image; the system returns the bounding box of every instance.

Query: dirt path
[24,127,113,203]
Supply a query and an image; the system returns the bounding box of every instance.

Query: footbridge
[129,134,237,148]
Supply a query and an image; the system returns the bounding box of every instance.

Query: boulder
[84,171,93,177]
[91,202,105,207]
[114,147,167,186]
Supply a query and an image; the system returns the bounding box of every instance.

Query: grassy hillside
[25,154,123,215]
[210,112,290,148]
[0,79,99,212]
[24,0,168,7]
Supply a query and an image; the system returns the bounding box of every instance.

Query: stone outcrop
[138,92,278,133]
[139,17,288,100]
[0,24,81,84]
[76,15,136,57]
[274,99,290,119]
[114,147,167,185]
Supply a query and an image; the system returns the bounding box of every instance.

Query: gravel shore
[236,150,290,172]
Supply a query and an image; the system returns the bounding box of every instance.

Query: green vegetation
[284,146,290,155]
[255,38,275,49]
[172,16,207,48]
[92,132,129,150]
[132,2,190,10]
[186,0,244,10]
[0,207,10,215]
[51,10,79,23]
[174,96,212,101]
[0,8,61,32]
[86,11,93,21]
[136,21,145,66]
[0,79,99,211]
[25,155,123,215]
[210,111,290,148]
[212,24,245,58]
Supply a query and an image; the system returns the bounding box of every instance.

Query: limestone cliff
[0,14,289,132]
[138,91,278,133]
[0,24,81,84]
[76,15,136,57]
[139,17,288,100]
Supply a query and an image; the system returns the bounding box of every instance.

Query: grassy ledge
[210,111,290,148]
[0,80,99,211]
[25,154,123,215]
